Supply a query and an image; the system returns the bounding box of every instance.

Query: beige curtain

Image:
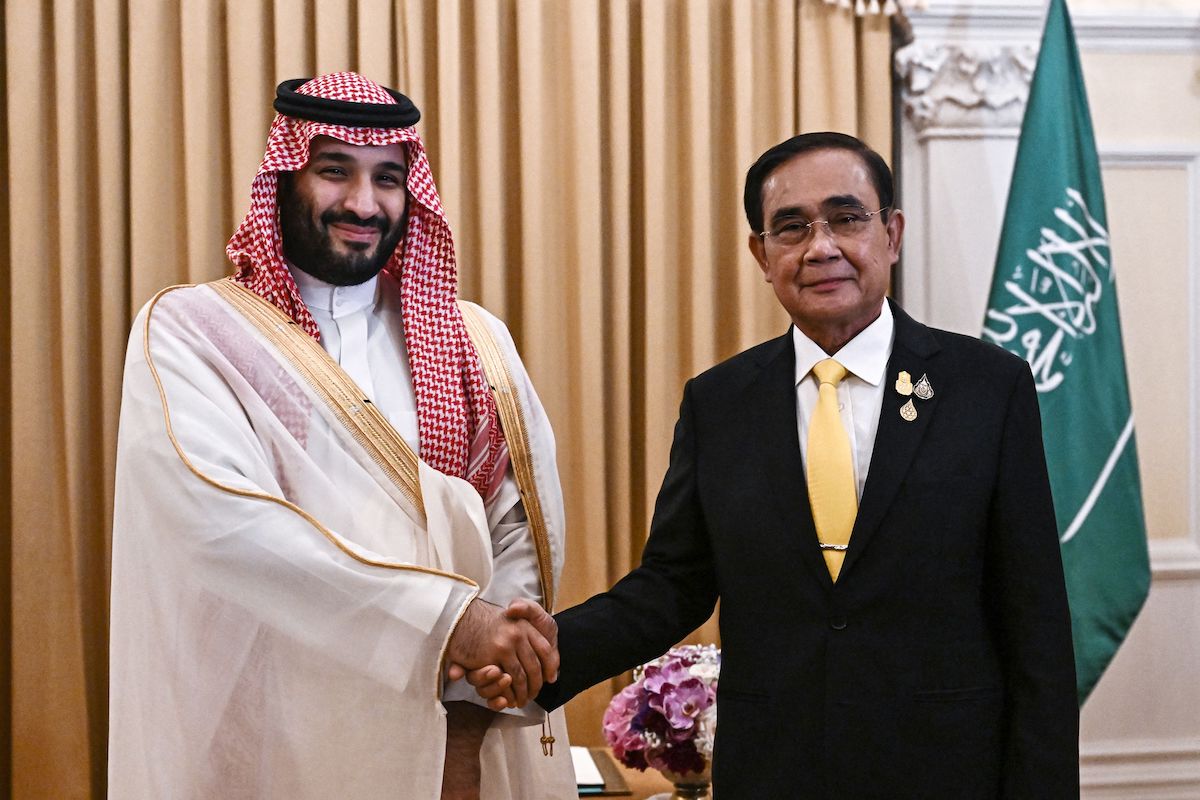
[2,1,891,795]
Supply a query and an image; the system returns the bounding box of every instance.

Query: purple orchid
[602,644,721,776]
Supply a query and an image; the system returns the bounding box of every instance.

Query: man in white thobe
[108,72,573,800]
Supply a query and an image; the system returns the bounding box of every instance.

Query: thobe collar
[792,300,894,388]
[287,263,380,319]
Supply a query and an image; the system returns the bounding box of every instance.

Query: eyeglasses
[759,207,891,248]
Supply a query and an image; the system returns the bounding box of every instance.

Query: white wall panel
[896,2,1200,794]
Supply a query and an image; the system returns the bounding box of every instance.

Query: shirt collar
[792,300,895,387]
[287,263,380,318]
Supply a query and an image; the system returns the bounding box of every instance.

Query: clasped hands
[445,598,557,710]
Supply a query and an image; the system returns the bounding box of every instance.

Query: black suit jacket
[539,302,1078,799]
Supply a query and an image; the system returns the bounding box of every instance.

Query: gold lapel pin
[895,370,913,397]
[900,398,918,422]
[914,373,934,400]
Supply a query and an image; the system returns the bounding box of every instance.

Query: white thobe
[108,277,574,798]
[289,266,541,605]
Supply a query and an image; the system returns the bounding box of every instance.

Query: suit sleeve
[986,363,1080,797]
[538,380,719,710]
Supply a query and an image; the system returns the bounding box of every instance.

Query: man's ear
[749,232,770,281]
[886,208,905,264]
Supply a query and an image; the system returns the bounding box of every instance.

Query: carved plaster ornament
[895,43,1036,133]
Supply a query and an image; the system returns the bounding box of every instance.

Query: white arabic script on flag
[982,187,1112,393]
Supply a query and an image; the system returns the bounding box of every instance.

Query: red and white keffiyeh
[226,72,508,501]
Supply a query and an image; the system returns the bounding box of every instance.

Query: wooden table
[580,747,675,798]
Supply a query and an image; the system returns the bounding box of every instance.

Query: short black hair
[743,132,894,233]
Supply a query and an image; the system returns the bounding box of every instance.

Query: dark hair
[743,132,894,233]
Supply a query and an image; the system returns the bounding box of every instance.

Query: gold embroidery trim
[458,300,556,612]
[142,283,480,701]
[210,278,425,515]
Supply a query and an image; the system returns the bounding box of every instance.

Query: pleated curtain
[2,1,892,795]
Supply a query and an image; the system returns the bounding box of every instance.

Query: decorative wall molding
[1100,148,1200,583]
[905,0,1200,53]
[1151,539,1200,581]
[897,1,1200,137]
[1080,738,1200,797]
[896,10,1200,791]
[895,42,1034,134]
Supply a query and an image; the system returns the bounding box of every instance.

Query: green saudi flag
[981,0,1150,704]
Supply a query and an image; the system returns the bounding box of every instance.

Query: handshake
[445,598,558,710]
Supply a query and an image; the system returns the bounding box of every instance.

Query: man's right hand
[461,599,558,711]
[445,598,558,708]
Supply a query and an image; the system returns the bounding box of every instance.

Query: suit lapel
[752,331,835,589]
[840,301,942,578]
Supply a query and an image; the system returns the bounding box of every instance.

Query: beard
[277,174,408,287]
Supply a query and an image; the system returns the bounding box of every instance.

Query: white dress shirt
[793,301,895,501]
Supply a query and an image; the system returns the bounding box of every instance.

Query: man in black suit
[474,132,1079,798]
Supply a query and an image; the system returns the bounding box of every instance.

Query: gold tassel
[540,717,555,757]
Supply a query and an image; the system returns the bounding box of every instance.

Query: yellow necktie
[807,358,857,581]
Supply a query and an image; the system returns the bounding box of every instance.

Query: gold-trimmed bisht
[189,279,480,697]
[211,278,426,514]
[459,300,560,756]
[458,300,557,613]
